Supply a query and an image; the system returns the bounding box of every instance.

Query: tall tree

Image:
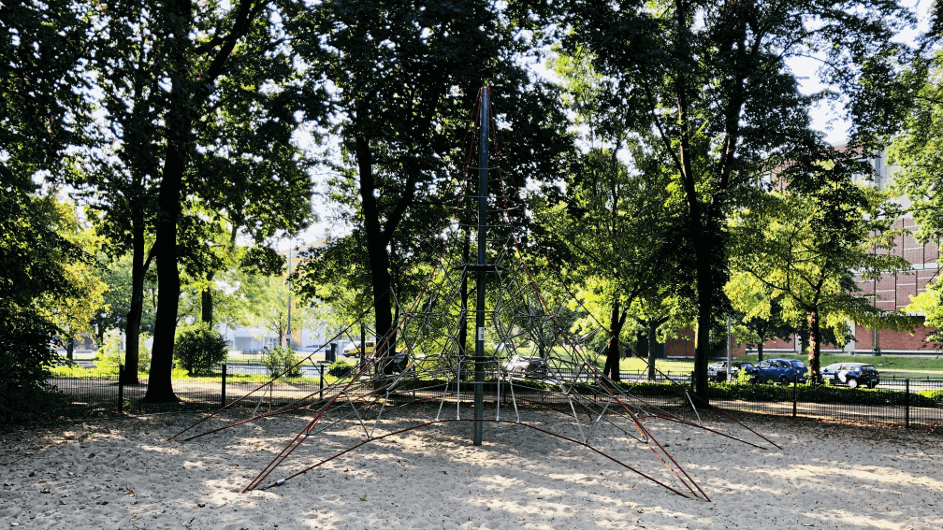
[535,47,689,382]
[724,276,793,362]
[560,0,915,399]
[888,49,943,341]
[1,0,95,421]
[731,152,913,380]
[290,0,571,357]
[68,0,324,400]
[40,200,109,358]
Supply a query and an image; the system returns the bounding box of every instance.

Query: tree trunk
[122,220,146,385]
[646,319,658,382]
[602,300,623,381]
[144,144,185,402]
[808,309,822,383]
[65,335,74,361]
[201,270,215,325]
[355,134,395,358]
[143,0,200,403]
[756,341,764,362]
[692,233,714,401]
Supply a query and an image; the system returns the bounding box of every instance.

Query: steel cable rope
[486,104,709,501]
[258,418,693,499]
[172,303,379,440]
[241,88,505,490]
[178,86,485,442]
[254,88,692,498]
[488,109,779,451]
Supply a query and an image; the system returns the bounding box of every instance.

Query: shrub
[328,360,354,379]
[95,331,151,376]
[737,368,752,384]
[918,389,943,405]
[95,333,124,376]
[173,323,228,375]
[263,346,301,377]
[0,311,65,424]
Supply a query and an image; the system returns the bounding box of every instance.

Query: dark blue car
[820,362,880,389]
[754,358,808,384]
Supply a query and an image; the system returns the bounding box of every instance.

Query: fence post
[319,363,324,401]
[792,374,798,418]
[118,364,124,414]
[221,364,227,408]
[905,378,910,429]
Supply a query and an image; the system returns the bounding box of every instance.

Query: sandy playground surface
[1,405,942,530]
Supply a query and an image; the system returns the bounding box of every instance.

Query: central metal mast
[473,87,489,446]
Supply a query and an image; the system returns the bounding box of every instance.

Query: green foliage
[95,332,152,376]
[1,192,93,423]
[917,390,943,404]
[263,347,302,378]
[559,0,916,396]
[889,51,943,343]
[1,0,97,417]
[708,382,940,408]
[327,361,355,380]
[173,323,228,376]
[290,0,573,346]
[729,164,915,375]
[737,368,753,385]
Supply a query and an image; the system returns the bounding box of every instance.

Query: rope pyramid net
[174,87,779,501]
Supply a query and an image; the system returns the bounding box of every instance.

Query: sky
[801,0,932,145]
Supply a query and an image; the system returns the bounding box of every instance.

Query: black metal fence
[36,365,943,430]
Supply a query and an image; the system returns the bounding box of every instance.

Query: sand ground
[1,406,941,530]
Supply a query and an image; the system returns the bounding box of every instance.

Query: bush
[95,333,124,376]
[95,331,151,376]
[0,311,65,424]
[173,323,228,375]
[917,389,943,405]
[328,360,354,379]
[707,381,941,408]
[737,368,752,384]
[263,346,301,377]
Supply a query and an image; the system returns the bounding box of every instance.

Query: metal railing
[35,365,943,430]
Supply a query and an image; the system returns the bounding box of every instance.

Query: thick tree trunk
[121,220,146,385]
[602,300,623,381]
[356,134,395,358]
[65,336,74,361]
[692,233,714,401]
[756,341,764,362]
[143,0,198,403]
[144,145,184,403]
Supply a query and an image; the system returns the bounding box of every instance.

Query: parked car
[502,355,549,379]
[820,362,880,389]
[342,341,376,358]
[754,358,808,384]
[381,350,414,375]
[707,361,758,382]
